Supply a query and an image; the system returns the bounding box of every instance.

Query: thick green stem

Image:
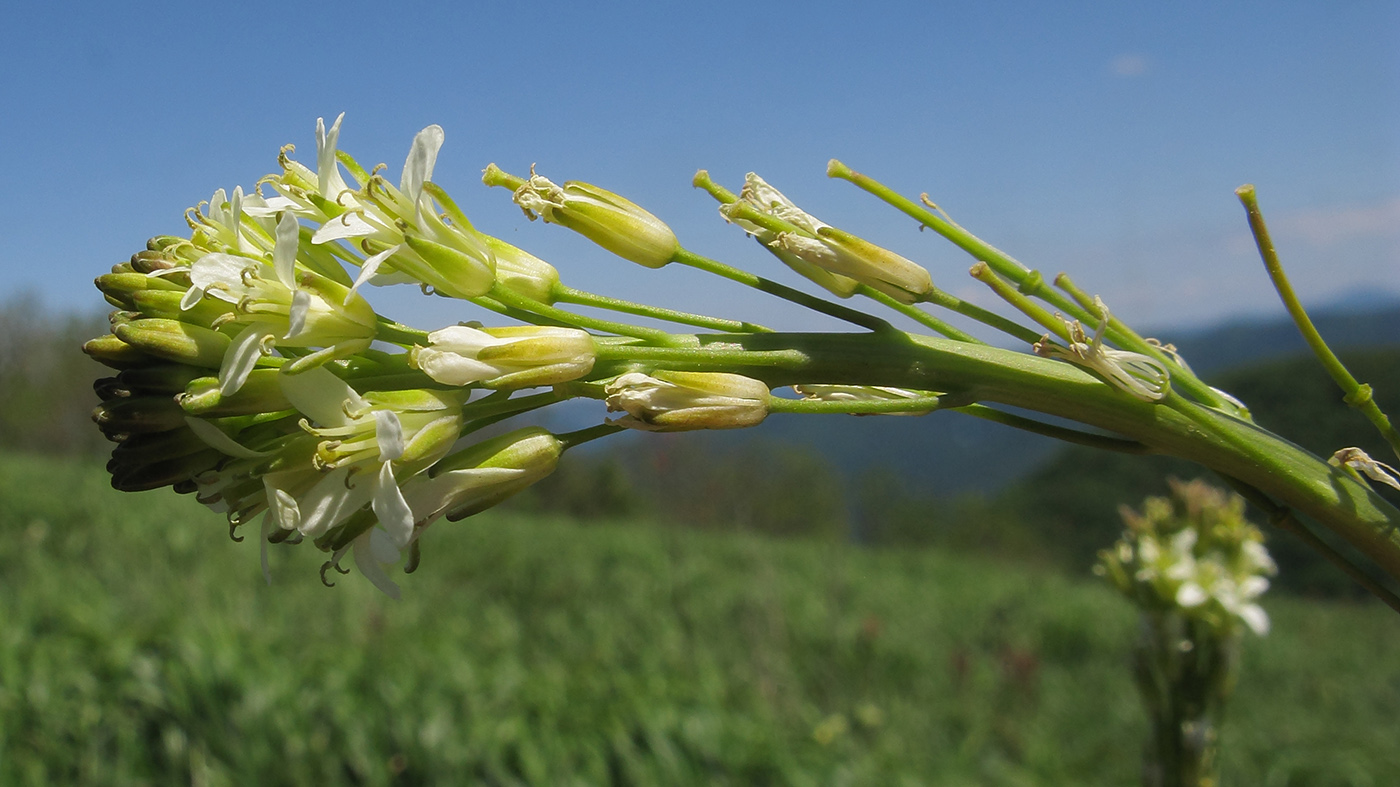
[1237,185,1400,460]
[592,329,1400,593]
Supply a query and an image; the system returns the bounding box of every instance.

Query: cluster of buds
[1096,478,1277,636]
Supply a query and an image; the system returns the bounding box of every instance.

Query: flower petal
[372,462,414,547]
[184,415,271,459]
[375,410,405,462]
[401,125,445,204]
[352,529,401,599]
[347,243,401,302]
[279,365,368,427]
[273,211,300,288]
[220,324,277,396]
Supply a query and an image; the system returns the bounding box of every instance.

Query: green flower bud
[114,318,231,368]
[483,236,560,303]
[604,370,770,432]
[179,369,294,417]
[504,168,678,269]
[94,272,186,309]
[83,334,153,369]
[410,325,596,390]
[418,427,565,521]
[399,231,497,299]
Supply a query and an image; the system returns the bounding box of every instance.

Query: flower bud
[400,231,497,299]
[83,334,153,369]
[508,170,678,269]
[775,228,933,304]
[416,427,565,521]
[605,371,770,431]
[92,395,188,434]
[114,318,231,368]
[95,272,187,309]
[483,236,560,303]
[179,369,294,417]
[411,325,596,389]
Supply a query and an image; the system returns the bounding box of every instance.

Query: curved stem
[1237,185,1400,460]
[606,329,1400,598]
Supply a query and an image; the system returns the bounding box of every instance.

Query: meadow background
[3,1,1398,783]
[3,298,1400,784]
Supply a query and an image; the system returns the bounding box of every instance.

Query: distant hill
[1162,299,1400,375]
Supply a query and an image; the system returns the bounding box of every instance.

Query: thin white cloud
[1274,197,1400,246]
[1110,54,1149,77]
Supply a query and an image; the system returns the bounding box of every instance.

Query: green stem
[557,423,624,449]
[374,317,429,346]
[827,159,1091,320]
[1221,476,1400,615]
[768,394,946,416]
[554,285,771,333]
[486,283,685,346]
[1237,185,1400,460]
[951,404,1152,454]
[915,287,1042,345]
[605,330,1400,599]
[855,285,983,343]
[969,263,1069,342]
[696,173,1014,344]
[670,247,894,333]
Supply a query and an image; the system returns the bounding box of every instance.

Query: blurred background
[2,1,1399,783]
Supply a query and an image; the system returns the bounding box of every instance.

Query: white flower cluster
[85,117,602,597]
[1096,479,1277,635]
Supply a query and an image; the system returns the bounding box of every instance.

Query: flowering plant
[86,116,1400,603]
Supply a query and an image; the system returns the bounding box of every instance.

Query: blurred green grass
[2,453,1398,785]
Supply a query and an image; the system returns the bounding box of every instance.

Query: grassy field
[2,454,1398,785]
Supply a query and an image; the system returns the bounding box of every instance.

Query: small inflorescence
[1096,479,1277,635]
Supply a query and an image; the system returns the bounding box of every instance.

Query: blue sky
[2,0,1396,341]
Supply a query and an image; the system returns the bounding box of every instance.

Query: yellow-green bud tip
[826,159,854,180]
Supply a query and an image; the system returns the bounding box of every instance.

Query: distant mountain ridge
[1161,297,1400,375]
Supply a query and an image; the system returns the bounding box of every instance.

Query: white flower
[605,371,770,431]
[264,367,463,550]
[411,325,595,389]
[181,212,377,394]
[1034,298,1170,402]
